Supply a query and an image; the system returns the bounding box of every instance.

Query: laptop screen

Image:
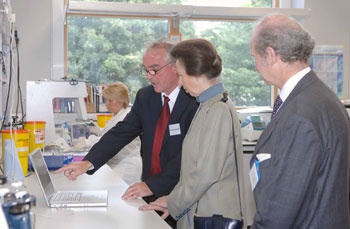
[30,148,56,199]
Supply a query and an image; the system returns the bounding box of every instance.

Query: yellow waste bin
[2,129,30,176]
[96,114,113,128]
[24,121,46,154]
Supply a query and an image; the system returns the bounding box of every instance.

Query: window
[66,0,306,107]
[68,17,169,102]
[180,20,270,106]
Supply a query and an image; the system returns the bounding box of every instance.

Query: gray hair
[144,38,176,63]
[252,13,315,63]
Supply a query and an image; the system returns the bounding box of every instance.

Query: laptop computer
[29,148,108,208]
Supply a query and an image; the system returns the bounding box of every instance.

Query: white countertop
[24,165,170,229]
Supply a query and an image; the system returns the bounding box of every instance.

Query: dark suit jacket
[251,71,350,228]
[84,85,198,198]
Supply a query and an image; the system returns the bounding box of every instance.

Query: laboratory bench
[24,165,170,229]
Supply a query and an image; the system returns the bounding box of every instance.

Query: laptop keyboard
[52,192,82,202]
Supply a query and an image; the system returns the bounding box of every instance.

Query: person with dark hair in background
[140,38,244,229]
[55,40,199,228]
[249,13,350,228]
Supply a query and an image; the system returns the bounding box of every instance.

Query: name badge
[169,123,181,136]
[249,159,260,191]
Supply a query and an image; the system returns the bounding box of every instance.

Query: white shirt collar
[161,86,180,112]
[279,67,311,102]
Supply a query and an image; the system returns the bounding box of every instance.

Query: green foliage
[251,0,272,7]
[180,20,270,106]
[68,16,168,102]
[222,68,270,106]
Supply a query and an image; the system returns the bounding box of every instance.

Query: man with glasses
[55,40,198,228]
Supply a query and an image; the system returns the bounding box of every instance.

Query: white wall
[11,0,350,106]
[12,0,52,80]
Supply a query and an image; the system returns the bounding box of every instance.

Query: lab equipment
[62,122,72,146]
[26,80,88,146]
[70,122,90,144]
[241,115,266,142]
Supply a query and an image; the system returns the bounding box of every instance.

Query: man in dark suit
[249,14,350,228]
[55,41,198,209]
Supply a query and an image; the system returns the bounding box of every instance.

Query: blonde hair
[102,82,130,108]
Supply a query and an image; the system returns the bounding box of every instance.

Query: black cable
[15,29,24,126]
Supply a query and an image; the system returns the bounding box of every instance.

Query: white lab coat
[86,108,142,185]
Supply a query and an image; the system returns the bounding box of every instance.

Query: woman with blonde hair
[87,82,142,185]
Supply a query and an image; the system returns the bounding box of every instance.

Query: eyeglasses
[141,63,172,76]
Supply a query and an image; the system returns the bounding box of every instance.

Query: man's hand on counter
[122,182,153,200]
[54,160,93,180]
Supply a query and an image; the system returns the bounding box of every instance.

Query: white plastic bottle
[62,126,72,146]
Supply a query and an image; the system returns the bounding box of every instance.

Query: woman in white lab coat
[86,82,142,185]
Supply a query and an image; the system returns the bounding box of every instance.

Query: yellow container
[97,114,113,128]
[2,129,30,176]
[24,121,46,154]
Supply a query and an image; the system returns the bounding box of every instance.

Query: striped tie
[271,95,283,119]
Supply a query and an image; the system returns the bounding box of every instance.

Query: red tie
[150,96,170,176]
